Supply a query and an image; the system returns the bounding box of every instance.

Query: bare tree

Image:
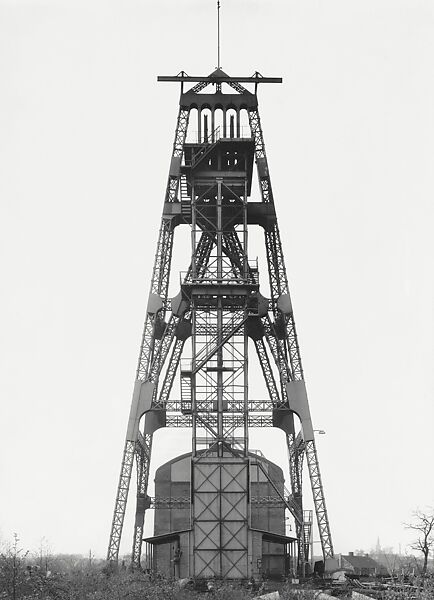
[405,508,434,575]
[0,533,29,600]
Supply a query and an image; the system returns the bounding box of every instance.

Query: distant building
[336,552,389,577]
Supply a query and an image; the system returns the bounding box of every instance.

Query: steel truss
[107,71,335,575]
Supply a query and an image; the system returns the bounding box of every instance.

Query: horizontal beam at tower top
[157,75,282,84]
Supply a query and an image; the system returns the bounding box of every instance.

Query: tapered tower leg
[305,440,334,560]
[132,434,152,566]
[107,440,135,562]
[107,106,190,564]
[245,97,333,571]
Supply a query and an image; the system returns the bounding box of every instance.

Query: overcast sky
[1,0,433,560]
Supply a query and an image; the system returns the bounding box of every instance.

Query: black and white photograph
[1,1,433,598]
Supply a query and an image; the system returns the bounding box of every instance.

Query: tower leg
[247,102,335,569]
[132,434,153,567]
[286,432,306,575]
[305,440,334,564]
[107,105,190,564]
[107,440,135,562]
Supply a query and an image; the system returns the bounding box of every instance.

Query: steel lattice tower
[107,69,337,578]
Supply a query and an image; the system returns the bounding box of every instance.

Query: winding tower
[107,69,336,579]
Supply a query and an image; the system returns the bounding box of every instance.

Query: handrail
[190,127,221,167]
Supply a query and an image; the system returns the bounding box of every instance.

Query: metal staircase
[180,174,190,201]
[180,366,192,414]
[190,315,247,374]
[189,127,221,168]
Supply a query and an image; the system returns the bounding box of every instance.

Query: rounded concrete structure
[144,451,296,580]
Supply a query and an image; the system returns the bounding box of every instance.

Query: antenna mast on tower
[217,1,221,68]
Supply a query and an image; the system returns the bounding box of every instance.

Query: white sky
[1,0,433,560]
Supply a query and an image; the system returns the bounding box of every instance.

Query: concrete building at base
[144,451,297,580]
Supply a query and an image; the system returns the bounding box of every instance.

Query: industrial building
[144,451,297,579]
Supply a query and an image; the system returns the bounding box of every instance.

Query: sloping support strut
[107,441,135,562]
[305,440,334,560]
[132,433,153,566]
[107,105,190,564]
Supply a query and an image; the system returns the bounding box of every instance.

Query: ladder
[180,368,192,414]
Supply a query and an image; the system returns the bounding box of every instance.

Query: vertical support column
[230,115,235,138]
[191,179,197,281]
[286,431,305,575]
[216,178,222,281]
[191,308,198,458]
[243,178,248,279]
[204,114,209,142]
[132,434,153,566]
[242,183,249,455]
[198,109,201,144]
[217,297,224,457]
[243,315,249,457]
